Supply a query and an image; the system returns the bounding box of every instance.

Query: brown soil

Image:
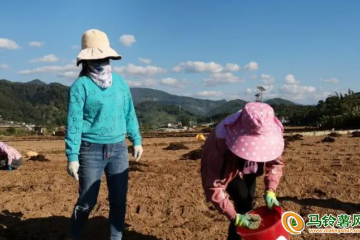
[163,143,189,151]
[284,134,304,142]
[351,131,360,138]
[201,128,213,133]
[328,132,341,137]
[180,149,203,161]
[1,135,360,240]
[322,136,336,143]
[29,154,50,162]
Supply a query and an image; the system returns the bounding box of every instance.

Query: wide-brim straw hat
[224,102,285,162]
[76,29,121,66]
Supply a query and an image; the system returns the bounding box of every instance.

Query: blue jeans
[68,140,129,240]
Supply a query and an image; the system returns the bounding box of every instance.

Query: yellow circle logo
[281,211,305,235]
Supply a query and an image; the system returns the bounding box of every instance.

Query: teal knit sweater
[65,73,142,162]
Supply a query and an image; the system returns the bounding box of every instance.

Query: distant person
[65,29,143,240]
[0,141,23,170]
[200,102,285,240]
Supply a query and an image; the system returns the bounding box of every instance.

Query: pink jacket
[200,112,284,221]
[0,141,22,166]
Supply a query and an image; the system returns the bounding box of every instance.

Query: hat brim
[225,121,284,162]
[76,46,121,66]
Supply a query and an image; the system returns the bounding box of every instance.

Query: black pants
[226,174,257,240]
[0,157,23,170]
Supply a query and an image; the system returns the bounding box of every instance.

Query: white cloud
[119,35,136,46]
[114,64,166,77]
[29,41,44,47]
[250,75,258,80]
[244,62,259,71]
[285,74,300,85]
[0,38,20,49]
[225,63,240,72]
[203,72,243,86]
[172,61,224,73]
[196,91,224,97]
[1,64,10,69]
[138,57,151,64]
[262,85,275,92]
[320,91,333,99]
[58,71,79,79]
[321,78,339,84]
[160,78,178,86]
[71,45,80,50]
[18,64,79,76]
[127,79,158,88]
[127,77,185,88]
[280,84,316,100]
[127,81,142,87]
[159,78,186,88]
[29,54,59,63]
[246,88,254,94]
[261,74,275,85]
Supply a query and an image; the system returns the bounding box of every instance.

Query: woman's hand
[133,145,143,162]
[234,213,262,229]
[264,189,279,209]
[67,161,80,180]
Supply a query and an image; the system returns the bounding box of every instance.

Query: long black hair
[78,61,88,77]
[78,58,111,78]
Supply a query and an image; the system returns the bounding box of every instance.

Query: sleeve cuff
[225,207,237,221]
[68,154,79,162]
[266,181,278,191]
[133,139,142,146]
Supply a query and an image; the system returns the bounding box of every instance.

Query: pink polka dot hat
[224,102,285,162]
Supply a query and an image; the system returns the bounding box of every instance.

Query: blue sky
[0,0,359,104]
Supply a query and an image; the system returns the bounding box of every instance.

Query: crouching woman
[200,102,285,240]
[0,141,23,170]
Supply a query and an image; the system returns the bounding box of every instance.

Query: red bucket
[236,206,290,240]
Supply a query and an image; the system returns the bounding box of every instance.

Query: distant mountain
[0,79,297,128]
[26,79,47,85]
[135,101,196,128]
[0,79,68,125]
[208,99,248,117]
[130,88,226,116]
[265,98,296,106]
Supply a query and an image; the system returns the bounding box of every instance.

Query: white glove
[133,145,143,162]
[67,161,80,180]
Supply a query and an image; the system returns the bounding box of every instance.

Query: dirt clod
[328,132,341,137]
[163,143,189,151]
[322,136,335,143]
[201,128,213,133]
[180,149,203,160]
[351,131,360,138]
[284,134,303,142]
[28,154,49,161]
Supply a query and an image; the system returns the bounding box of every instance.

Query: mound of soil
[201,128,213,133]
[28,154,49,161]
[163,143,189,151]
[284,134,303,142]
[328,132,341,137]
[180,149,203,160]
[351,131,360,138]
[322,136,335,143]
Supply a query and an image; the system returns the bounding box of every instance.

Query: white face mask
[86,59,112,89]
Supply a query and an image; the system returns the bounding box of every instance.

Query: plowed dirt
[1,135,360,240]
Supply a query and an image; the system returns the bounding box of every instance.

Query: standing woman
[65,29,143,240]
[201,102,284,240]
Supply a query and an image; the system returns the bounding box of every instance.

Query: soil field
[1,134,360,240]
